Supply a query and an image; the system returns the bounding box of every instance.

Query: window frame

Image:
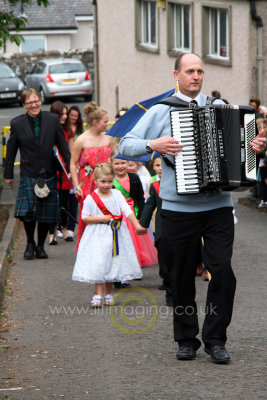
[135,0,159,54]
[202,3,231,66]
[167,0,193,58]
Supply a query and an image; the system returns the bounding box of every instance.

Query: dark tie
[190,100,198,106]
[33,117,40,138]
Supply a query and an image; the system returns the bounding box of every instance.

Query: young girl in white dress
[72,163,146,307]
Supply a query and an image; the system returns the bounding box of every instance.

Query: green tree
[0,0,49,48]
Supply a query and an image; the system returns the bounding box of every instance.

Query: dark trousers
[260,166,267,201]
[67,193,78,232]
[161,207,236,348]
[155,238,172,302]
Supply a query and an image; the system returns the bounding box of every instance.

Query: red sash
[90,191,122,257]
[90,191,122,221]
[152,180,160,195]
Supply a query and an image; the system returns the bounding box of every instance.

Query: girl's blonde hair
[83,102,107,127]
[93,163,115,180]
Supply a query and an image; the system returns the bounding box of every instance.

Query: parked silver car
[24,58,92,103]
[0,62,25,105]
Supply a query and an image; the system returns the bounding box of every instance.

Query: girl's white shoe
[104,294,115,306]
[91,295,102,307]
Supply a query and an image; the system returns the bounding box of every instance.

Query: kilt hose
[15,175,59,223]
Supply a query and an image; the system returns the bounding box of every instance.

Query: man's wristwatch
[146,140,153,154]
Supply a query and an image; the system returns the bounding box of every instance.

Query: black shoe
[204,345,230,364]
[65,236,74,242]
[24,242,36,260]
[36,246,48,259]
[176,346,197,360]
[158,284,165,290]
[121,282,131,288]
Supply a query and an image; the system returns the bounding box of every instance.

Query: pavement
[0,181,267,400]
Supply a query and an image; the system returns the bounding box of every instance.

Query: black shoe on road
[204,345,230,364]
[36,246,48,259]
[24,243,36,260]
[176,346,197,360]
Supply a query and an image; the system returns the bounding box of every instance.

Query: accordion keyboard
[170,109,201,194]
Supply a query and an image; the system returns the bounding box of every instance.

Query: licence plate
[0,92,16,99]
[62,79,77,83]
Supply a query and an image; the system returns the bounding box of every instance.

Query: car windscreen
[0,64,16,78]
[49,63,86,74]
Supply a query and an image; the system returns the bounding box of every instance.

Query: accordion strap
[157,95,217,108]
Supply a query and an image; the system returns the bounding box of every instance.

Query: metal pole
[92,0,99,104]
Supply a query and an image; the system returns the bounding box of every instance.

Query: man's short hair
[21,88,41,105]
[174,53,202,71]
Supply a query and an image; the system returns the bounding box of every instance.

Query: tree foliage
[0,0,49,48]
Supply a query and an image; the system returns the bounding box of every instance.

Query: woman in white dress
[72,163,147,307]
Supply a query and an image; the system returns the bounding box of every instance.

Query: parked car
[24,58,92,103]
[0,62,25,105]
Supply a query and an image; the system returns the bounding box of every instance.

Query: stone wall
[0,49,94,92]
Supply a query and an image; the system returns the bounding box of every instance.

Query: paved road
[0,192,266,399]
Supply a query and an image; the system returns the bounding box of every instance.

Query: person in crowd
[115,107,128,121]
[249,97,267,118]
[120,53,266,364]
[4,88,70,259]
[127,160,150,200]
[72,163,145,307]
[48,101,75,244]
[70,102,113,250]
[65,105,83,239]
[68,105,84,136]
[211,90,221,99]
[257,119,267,208]
[139,157,173,306]
[211,90,229,104]
[111,148,158,268]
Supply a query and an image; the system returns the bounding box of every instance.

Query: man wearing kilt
[4,88,70,260]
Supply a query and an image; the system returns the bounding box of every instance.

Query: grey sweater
[120,92,233,213]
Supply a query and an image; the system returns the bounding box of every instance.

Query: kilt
[15,175,59,223]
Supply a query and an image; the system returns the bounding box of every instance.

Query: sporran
[34,177,50,198]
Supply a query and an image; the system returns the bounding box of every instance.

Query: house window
[173,3,191,51]
[136,0,159,53]
[202,5,231,66]
[167,1,192,57]
[20,35,46,52]
[141,0,157,46]
[209,8,228,58]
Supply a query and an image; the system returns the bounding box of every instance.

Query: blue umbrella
[107,88,175,162]
[107,88,175,138]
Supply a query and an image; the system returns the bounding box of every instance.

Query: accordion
[170,104,257,195]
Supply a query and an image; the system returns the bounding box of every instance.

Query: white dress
[72,189,143,284]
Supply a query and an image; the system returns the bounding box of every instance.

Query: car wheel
[40,87,48,104]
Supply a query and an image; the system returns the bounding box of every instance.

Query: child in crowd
[127,160,150,199]
[139,158,173,306]
[111,150,158,267]
[72,164,145,307]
